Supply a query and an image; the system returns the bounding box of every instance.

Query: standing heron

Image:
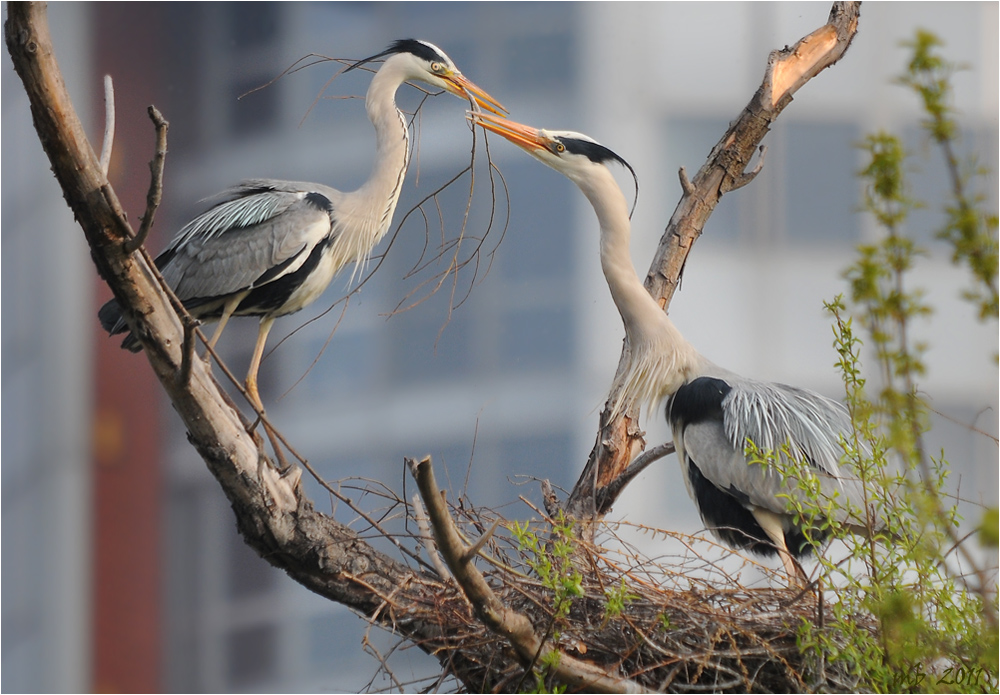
[472,113,882,581]
[99,39,505,414]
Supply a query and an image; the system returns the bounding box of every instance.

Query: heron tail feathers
[97,298,143,352]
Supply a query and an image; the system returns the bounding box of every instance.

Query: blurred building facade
[3,3,997,692]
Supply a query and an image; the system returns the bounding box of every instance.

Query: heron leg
[244,316,290,470]
[245,316,274,414]
[752,508,807,586]
[206,293,246,354]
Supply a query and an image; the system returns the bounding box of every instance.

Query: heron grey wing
[722,380,852,479]
[682,418,868,523]
[162,193,335,303]
[164,186,304,253]
[680,419,791,518]
[717,382,876,522]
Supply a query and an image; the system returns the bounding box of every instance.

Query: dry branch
[99,73,114,175]
[124,105,168,253]
[566,1,862,524]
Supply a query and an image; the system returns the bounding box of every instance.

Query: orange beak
[441,73,507,116]
[467,112,548,151]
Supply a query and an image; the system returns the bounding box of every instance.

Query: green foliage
[511,511,582,693]
[787,29,998,694]
[799,301,998,693]
[848,132,932,457]
[980,508,1000,548]
[602,577,639,621]
[527,652,566,695]
[897,30,999,322]
[511,511,583,629]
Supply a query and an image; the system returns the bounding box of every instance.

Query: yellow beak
[441,73,507,116]
[467,112,548,151]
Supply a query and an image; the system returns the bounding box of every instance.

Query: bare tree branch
[99,74,113,175]
[124,105,167,253]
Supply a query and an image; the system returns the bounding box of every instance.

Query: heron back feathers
[669,374,876,531]
[722,377,852,479]
[158,182,340,307]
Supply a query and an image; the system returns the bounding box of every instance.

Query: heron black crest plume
[559,135,640,219]
[346,38,448,73]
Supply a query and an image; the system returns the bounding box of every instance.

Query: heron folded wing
[162,196,334,304]
[681,419,791,518]
[165,187,295,252]
[722,379,852,479]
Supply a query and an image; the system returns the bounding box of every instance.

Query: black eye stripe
[557,137,625,167]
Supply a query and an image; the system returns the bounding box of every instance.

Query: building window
[497,160,574,282]
[386,290,477,384]
[228,3,280,50]
[499,305,574,372]
[230,77,281,136]
[496,431,574,499]
[502,32,575,94]
[226,624,278,687]
[784,121,861,245]
[227,529,279,598]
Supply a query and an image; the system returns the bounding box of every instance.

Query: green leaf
[978,507,999,547]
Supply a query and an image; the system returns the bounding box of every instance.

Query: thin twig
[99,74,114,176]
[124,105,168,253]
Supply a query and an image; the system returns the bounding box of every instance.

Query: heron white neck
[358,59,412,224]
[576,166,704,401]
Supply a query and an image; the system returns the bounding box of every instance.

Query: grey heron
[99,39,505,413]
[472,113,882,581]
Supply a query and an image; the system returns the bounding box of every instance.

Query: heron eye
[430,62,445,74]
[554,142,566,153]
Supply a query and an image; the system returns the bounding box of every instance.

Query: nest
[340,463,870,694]
[438,513,863,692]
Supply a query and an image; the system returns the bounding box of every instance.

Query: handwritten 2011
[936,665,995,689]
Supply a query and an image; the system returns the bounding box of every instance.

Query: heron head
[470,112,638,215]
[351,39,506,115]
